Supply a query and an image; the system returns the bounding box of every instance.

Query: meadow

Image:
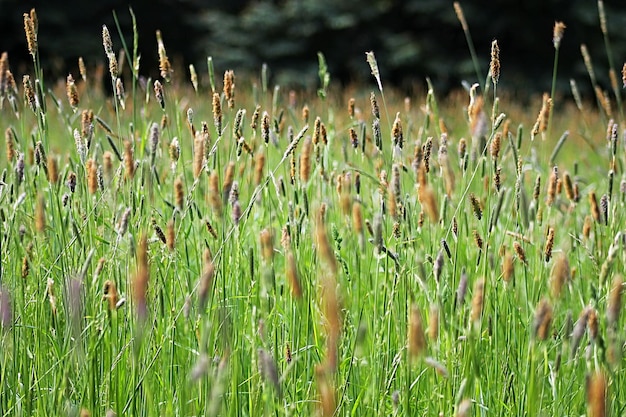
[0,5,625,416]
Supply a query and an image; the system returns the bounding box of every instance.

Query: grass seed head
[156,30,172,82]
[544,227,555,262]
[408,303,427,360]
[470,278,485,326]
[174,176,184,211]
[223,69,235,109]
[66,74,79,110]
[286,251,302,299]
[212,92,222,134]
[553,21,566,49]
[550,253,570,298]
[490,39,500,85]
[589,191,601,223]
[533,298,553,340]
[23,12,37,57]
[103,280,119,310]
[607,275,623,328]
[154,80,165,109]
[86,158,98,194]
[587,371,607,417]
[123,139,134,180]
[133,234,149,321]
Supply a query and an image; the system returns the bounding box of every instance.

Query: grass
[0,6,625,417]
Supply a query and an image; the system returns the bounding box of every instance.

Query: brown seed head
[286,251,302,299]
[470,278,485,326]
[490,40,500,84]
[587,308,599,341]
[502,250,514,284]
[5,128,15,162]
[587,371,607,417]
[544,227,555,262]
[553,21,566,49]
[299,137,312,183]
[66,74,79,110]
[23,75,36,112]
[301,105,309,124]
[166,219,175,251]
[123,140,134,180]
[103,280,119,310]
[23,12,37,57]
[469,193,482,220]
[513,241,527,265]
[348,97,355,118]
[212,92,222,134]
[154,80,165,109]
[315,206,337,275]
[550,253,570,298]
[533,298,553,340]
[86,158,98,194]
[473,230,483,251]
[259,228,274,262]
[133,234,149,321]
[192,132,205,179]
[47,154,58,184]
[392,114,403,148]
[408,303,427,360]
[35,193,45,233]
[174,176,184,211]
[78,57,87,82]
[428,305,439,342]
[223,69,235,109]
[155,30,172,82]
[607,275,623,328]
[546,166,558,206]
[453,2,468,31]
[491,132,501,160]
[370,91,380,119]
[589,191,601,223]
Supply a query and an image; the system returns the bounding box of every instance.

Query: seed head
[408,303,426,360]
[24,12,37,57]
[490,39,500,85]
[470,278,485,326]
[544,227,555,262]
[286,251,302,299]
[587,371,606,417]
[154,80,165,110]
[550,253,570,298]
[123,140,134,180]
[212,92,222,134]
[513,241,527,265]
[469,193,482,220]
[156,30,172,82]
[223,70,235,109]
[66,74,79,110]
[174,176,184,211]
[533,298,553,340]
[553,21,566,49]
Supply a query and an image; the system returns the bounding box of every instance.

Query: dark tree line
[1,0,625,95]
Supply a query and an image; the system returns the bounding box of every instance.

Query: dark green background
[0,0,625,95]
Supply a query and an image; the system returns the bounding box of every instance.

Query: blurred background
[0,0,625,97]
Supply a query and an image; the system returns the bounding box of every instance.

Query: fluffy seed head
[553,21,566,49]
[587,371,606,417]
[490,39,500,84]
[66,74,79,110]
[470,278,485,326]
[123,140,134,180]
[544,227,555,262]
[533,298,553,340]
[408,303,427,360]
[607,275,623,327]
[24,12,37,57]
[550,253,570,298]
[154,80,165,109]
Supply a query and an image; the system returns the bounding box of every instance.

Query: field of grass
[1,6,625,417]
